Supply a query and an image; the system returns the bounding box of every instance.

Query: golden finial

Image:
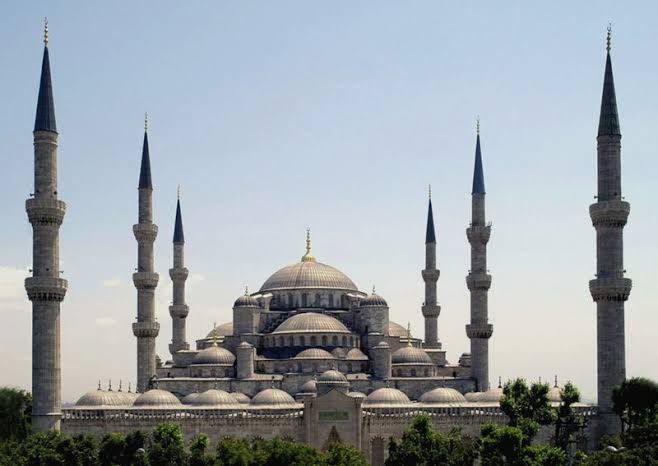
[476,115,480,135]
[144,112,148,131]
[43,18,49,46]
[407,322,412,346]
[606,23,612,53]
[301,228,316,262]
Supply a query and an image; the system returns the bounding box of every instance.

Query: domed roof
[75,389,126,407]
[231,392,251,404]
[364,387,411,406]
[346,348,368,360]
[298,379,317,394]
[548,385,562,403]
[419,388,467,404]
[348,391,366,399]
[192,389,238,406]
[192,345,236,365]
[132,389,181,407]
[259,261,357,293]
[272,312,350,334]
[464,392,482,402]
[392,346,433,365]
[117,390,139,405]
[331,347,347,358]
[206,322,233,339]
[388,321,409,338]
[181,392,200,405]
[361,291,388,307]
[251,388,297,407]
[295,348,334,359]
[479,387,504,402]
[318,369,347,383]
[234,292,259,308]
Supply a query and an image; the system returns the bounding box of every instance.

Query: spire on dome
[173,195,184,243]
[34,18,57,133]
[138,115,153,189]
[598,25,621,137]
[301,228,316,262]
[425,187,436,244]
[472,121,485,195]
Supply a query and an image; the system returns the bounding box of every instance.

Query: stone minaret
[465,121,493,392]
[589,28,631,436]
[422,188,441,348]
[169,192,189,355]
[25,21,68,432]
[132,116,160,392]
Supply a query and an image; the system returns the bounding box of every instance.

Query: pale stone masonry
[589,29,632,437]
[422,193,441,349]
[132,124,160,392]
[169,197,190,354]
[25,29,68,432]
[466,126,493,392]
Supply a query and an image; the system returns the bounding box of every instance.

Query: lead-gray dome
[234,293,259,308]
[192,389,238,406]
[206,322,233,339]
[272,312,350,334]
[392,346,433,365]
[388,321,409,338]
[295,348,334,359]
[298,379,317,394]
[251,388,297,406]
[231,392,251,404]
[346,348,368,360]
[478,387,504,402]
[318,369,347,383]
[548,385,562,403]
[259,261,358,292]
[361,292,388,307]
[75,389,126,407]
[419,388,467,404]
[181,392,200,405]
[364,387,411,406]
[192,345,236,365]
[132,389,181,407]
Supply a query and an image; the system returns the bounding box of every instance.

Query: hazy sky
[1,2,656,403]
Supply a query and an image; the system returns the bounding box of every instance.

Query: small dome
[346,348,368,360]
[548,386,562,403]
[118,390,139,405]
[331,348,347,359]
[392,346,433,365]
[192,345,236,365]
[234,293,259,308]
[479,387,504,403]
[419,388,467,404]
[75,389,126,407]
[132,389,181,407]
[272,312,350,334]
[348,391,367,399]
[464,392,482,402]
[192,389,238,406]
[298,379,317,394]
[361,292,388,307]
[251,388,297,407]
[206,322,233,339]
[181,392,200,405]
[318,369,347,383]
[295,348,334,359]
[387,321,409,338]
[371,341,390,350]
[231,392,251,404]
[238,341,253,349]
[364,387,411,406]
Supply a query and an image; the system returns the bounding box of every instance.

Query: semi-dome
[298,379,317,394]
[272,312,350,334]
[331,348,347,358]
[295,348,334,359]
[318,369,347,383]
[181,392,200,405]
[364,387,411,406]
[132,389,181,407]
[206,322,233,339]
[388,321,409,338]
[251,388,297,407]
[392,346,433,365]
[192,389,238,406]
[361,292,387,307]
[75,389,126,407]
[192,345,236,365]
[259,261,358,292]
[419,388,467,404]
[346,348,368,360]
[231,392,251,404]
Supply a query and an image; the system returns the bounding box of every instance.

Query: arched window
[332,335,338,346]
[300,336,306,346]
[315,293,321,306]
[278,336,284,346]
[288,336,294,346]
[328,294,334,307]
[322,335,328,346]
[301,293,307,307]
[310,335,317,346]
[411,369,417,377]
[342,336,347,346]
[341,294,348,308]
[288,293,294,307]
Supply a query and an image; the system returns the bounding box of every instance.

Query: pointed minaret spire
[169,190,190,355]
[139,113,152,189]
[34,18,57,133]
[173,192,184,243]
[472,118,485,194]
[425,186,436,244]
[598,25,621,138]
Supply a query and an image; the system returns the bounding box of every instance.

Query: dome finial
[144,112,148,132]
[118,380,123,392]
[128,381,132,393]
[476,115,480,135]
[498,376,502,388]
[372,285,376,294]
[554,374,558,387]
[428,184,432,200]
[108,379,112,391]
[606,23,612,53]
[43,17,48,46]
[301,228,316,262]
[407,322,412,346]
[212,324,218,347]
[177,184,181,200]
[97,379,101,391]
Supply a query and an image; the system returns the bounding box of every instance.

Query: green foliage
[148,423,188,466]
[0,387,32,441]
[500,379,556,432]
[256,437,322,466]
[385,414,478,466]
[99,432,126,466]
[611,377,658,432]
[577,421,658,466]
[190,434,215,466]
[320,441,368,466]
[554,382,584,452]
[480,423,525,466]
[215,437,256,466]
[0,431,98,466]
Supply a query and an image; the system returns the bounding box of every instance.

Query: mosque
[24,22,629,464]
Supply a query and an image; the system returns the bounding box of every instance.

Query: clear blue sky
[1,1,656,402]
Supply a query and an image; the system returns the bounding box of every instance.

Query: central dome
[259,261,357,292]
[272,312,350,334]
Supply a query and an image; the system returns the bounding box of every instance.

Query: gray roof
[132,389,181,407]
[192,345,236,365]
[34,46,57,133]
[392,346,433,365]
[598,51,621,137]
[295,348,334,359]
[259,261,357,292]
[251,388,296,406]
[364,387,411,406]
[472,134,485,195]
[361,292,388,307]
[192,389,238,406]
[75,389,126,407]
[318,369,347,383]
[173,199,184,243]
[419,387,466,404]
[425,199,436,244]
[345,348,368,360]
[387,321,408,338]
[206,322,233,339]
[138,132,152,189]
[272,312,350,334]
[231,392,251,404]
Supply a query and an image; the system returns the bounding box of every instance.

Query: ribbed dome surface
[295,348,334,359]
[272,312,350,334]
[548,386,562,402]
[298,379,317,394]
[348,391,366,398]
[192,389,238,406]
[388,322,409,337]
[192,345,236,365]
[419,388,467,404]
[318,370,347,383]
[346,348,368,360]
[464,392,482,402]
[234,294,259,308]
[392,346,433,364]
[118,391,139,404]
[206,322,233,339]
[364,387,411,405]
[181,392,200,405]
[251,388,297,406]
[259,261,357,292]
[132,389,181,407]
[361,293,388,307]
[75,390,126,407]
[479,387,504,402]
[231,392,251,404]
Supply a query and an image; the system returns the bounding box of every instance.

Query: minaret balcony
[466,273,492,291]
[132,321,160,338]
[133,272,159,289]
[421,303,441,318]
[133,223,158,242]
[169,304,189,318]
[25,277,67,302]
[589,277,632,302]
[169,267,189,281]
[26,198,66,226]
[421,269,440,282]
[466,225,491,244]
[466,324,493,339]
[589,200,630,227]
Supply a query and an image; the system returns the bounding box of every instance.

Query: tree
[480,423,525,466]
[215,437,256,466]
[554,382,585,455]
[0,387,32,441]
[148,423,188,466]
[99,432,126,466]
[190,434,215,466]
[256,437,322,466]
[320,441,368,466]
[576,421,658,465]
[386,415,478,466]
[611,377,658,432]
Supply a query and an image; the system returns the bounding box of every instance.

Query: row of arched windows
[262,334,359,348]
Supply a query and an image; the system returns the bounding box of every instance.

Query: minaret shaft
[169,199,189,354]
[422,199,441,348]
